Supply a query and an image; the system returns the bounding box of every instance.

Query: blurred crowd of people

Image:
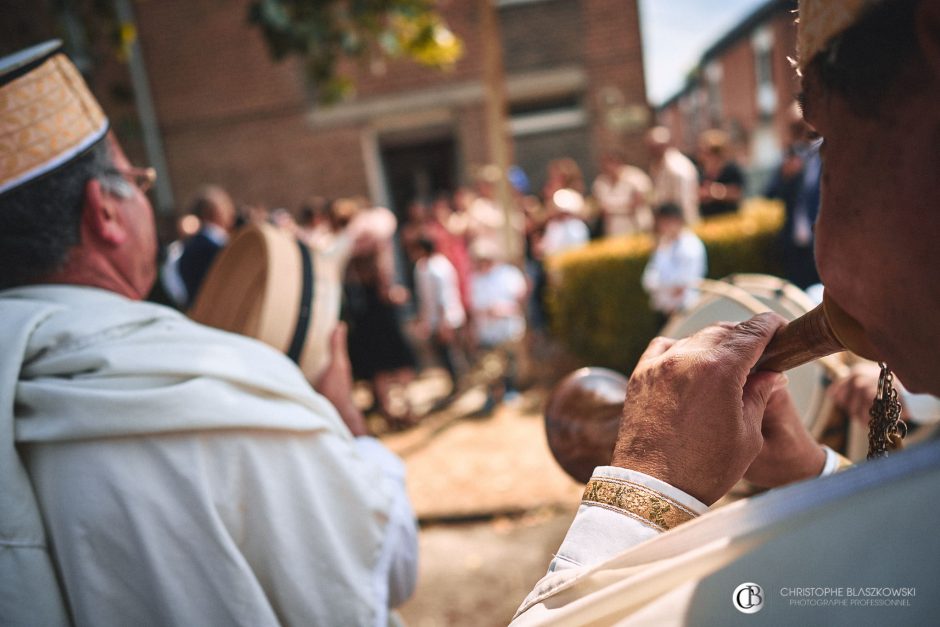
[155,121,829,429]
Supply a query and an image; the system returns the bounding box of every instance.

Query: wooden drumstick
[756,293,879,372]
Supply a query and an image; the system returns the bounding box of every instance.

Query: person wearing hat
[0,43,416,626]
[641,202,707,328]
[513,0,940,623]
[591,149,653,238]
[537,188,590,258]
[646,126,700,227]
[696,128,745,218]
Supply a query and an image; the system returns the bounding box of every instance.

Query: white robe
[1,285,416,626]
[512,439,940,625]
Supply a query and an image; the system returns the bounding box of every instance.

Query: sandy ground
[364,361,586,626]
[397,507,577,627]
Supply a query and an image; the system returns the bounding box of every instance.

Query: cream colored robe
[513,439,940,625]
[1,285,416,626]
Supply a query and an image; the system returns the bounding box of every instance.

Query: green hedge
[545,199,784,373]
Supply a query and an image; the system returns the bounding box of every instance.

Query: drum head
[661,275,827,428]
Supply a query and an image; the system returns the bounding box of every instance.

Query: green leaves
[248,0,463,104]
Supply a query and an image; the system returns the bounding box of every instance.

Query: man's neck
[42,248,146,300]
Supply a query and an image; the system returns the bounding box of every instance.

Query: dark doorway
[380,135,457,221]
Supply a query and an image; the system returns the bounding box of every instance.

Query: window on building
[508,94,585,137]
[752,27,776,118]
[704,61,723,127]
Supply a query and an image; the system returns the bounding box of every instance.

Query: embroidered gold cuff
[582,477,698,532]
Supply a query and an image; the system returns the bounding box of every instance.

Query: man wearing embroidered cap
[0,42,417,626]
[513,1,940,623]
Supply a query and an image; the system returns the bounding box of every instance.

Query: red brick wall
[136,0,307,128]
[655,6,802,167]
[718,38,758,149]
[135,0,370,211]
[501,0,585,74]
[131,0,647,213]
[165,112,368,211]
[581,0,648,167]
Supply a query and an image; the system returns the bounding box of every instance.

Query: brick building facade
[655,0,800,192]
[114,0,649,219]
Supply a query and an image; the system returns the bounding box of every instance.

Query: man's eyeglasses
[105,166,157,194]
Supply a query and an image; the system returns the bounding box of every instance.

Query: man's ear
[83,178,127,246]
[918,0,940,81]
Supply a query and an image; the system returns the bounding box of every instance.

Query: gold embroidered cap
[0,41,108,195]
[798,0,887,69]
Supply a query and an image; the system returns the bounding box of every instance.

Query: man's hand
[744,381,825,489]
[315,323,369,437]
[828,362,895,426]
[611,313,786,505]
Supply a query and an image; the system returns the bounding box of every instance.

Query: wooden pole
[478,0,521,265]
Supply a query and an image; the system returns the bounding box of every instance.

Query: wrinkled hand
[744,381,825,489]
[611,313,786,505]
[315,323,369,436]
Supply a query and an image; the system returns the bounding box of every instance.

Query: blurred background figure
[296,195,331,246]
[696,129,744,218]
[646,126,700,226]
[470,240,529,413]
[766,102,821,289]
[468,165,515,258]
[591,149,653,237]
[178,185,236,308]
[541,157,584,201]
[338,198,418,428]
[159,213,201,309]
[400,198,432,256]
[538,188,589,258]
[395,198,431,310]
[270,207,297,232]
[409,236,467,400]
[527,159,590,336]
[235,203,269,230]
[426,193,474,329]
[641,202,707,327]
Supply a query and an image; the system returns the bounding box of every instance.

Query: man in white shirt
[591,150,653,237]
[470,240,529,408]
[646,126,700,226]
[641,203,707,325]
[539,189,591,258]
[0,42,416,627]
[513,1,940,624]
[410,236,467,394]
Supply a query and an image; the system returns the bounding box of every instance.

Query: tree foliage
[248,0,463,103]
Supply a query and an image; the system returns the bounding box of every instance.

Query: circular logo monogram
[732,582,765,614]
